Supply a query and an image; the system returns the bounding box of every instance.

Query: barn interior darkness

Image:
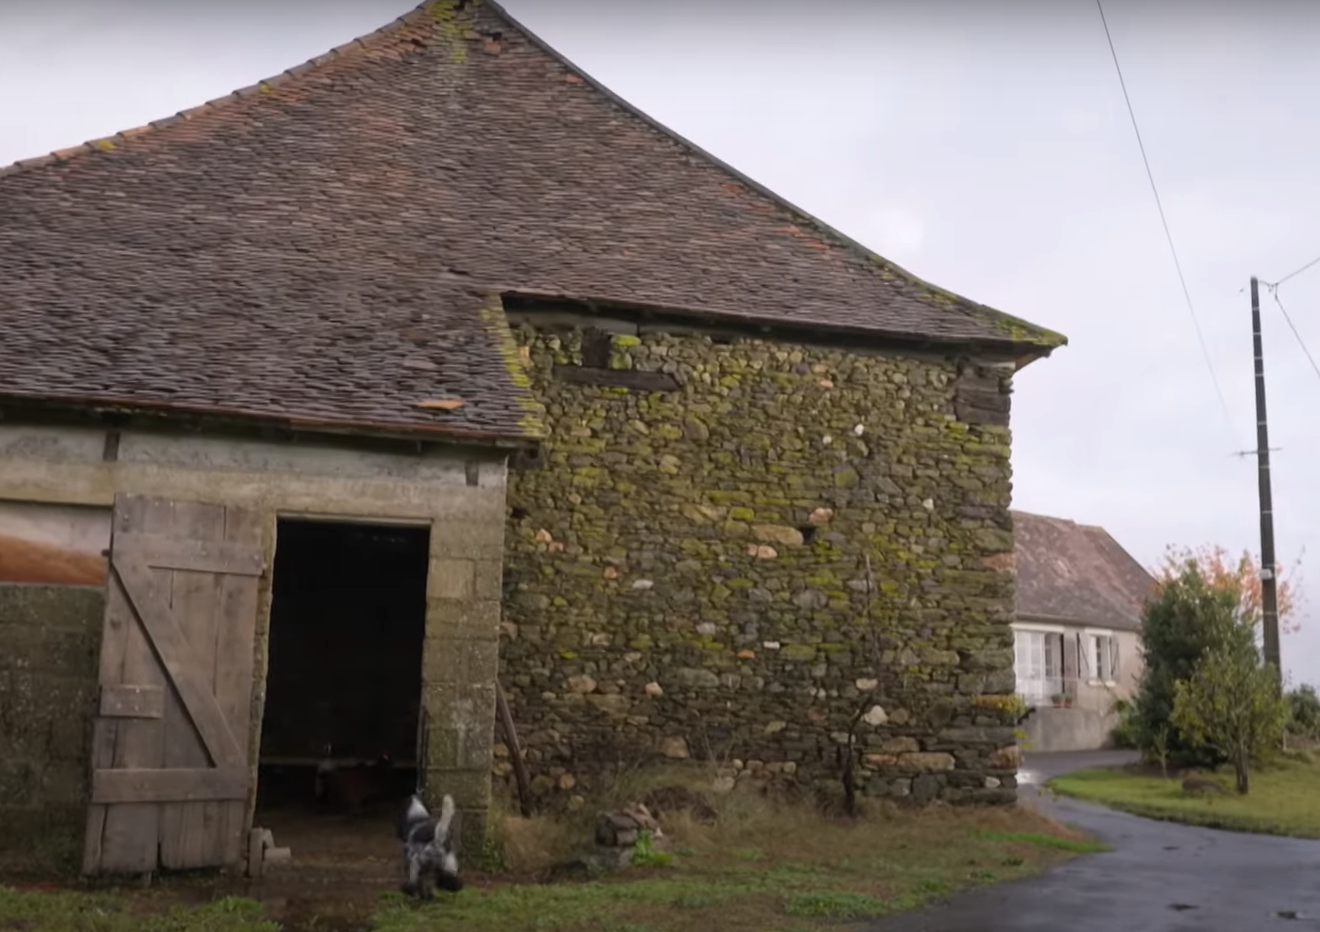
[255,518,429,816]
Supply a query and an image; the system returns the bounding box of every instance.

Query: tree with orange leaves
[1154,544,1304,636]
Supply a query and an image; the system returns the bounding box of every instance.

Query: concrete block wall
[1022,706,1120,753]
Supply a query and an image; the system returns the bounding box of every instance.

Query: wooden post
[495,681,532,818]
[1250,276,1282,682]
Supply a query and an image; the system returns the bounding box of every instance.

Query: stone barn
[0,0,1065,876]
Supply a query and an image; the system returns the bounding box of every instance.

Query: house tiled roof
[1013,510,1157,631]
[0,0,1066,442]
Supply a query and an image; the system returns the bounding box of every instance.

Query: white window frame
[1082,628,1119,687]
[1012,622,1065,705]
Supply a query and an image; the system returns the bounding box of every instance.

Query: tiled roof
[1013,511,1157,631]
[0,0,1066,442]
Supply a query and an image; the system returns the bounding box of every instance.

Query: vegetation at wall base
[0,779,1105,932]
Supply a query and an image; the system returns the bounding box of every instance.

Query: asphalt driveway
[869,750,1320,931]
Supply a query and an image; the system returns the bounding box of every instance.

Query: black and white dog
[397,793,464,900]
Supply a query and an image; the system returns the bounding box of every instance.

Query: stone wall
[500,319,1024,809]
[0,584,104,873]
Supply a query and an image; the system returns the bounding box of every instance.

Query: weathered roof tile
[1014,511,1156,631]
[0,0,1064,443]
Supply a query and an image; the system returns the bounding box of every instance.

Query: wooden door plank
[92,767,248,804]
[82,516,142,875]
[99,685,165,719]
[97,496,173,874]
[85,494,265,877]
[112,558,244,768]
[159,499,226,870]
[214,505,264,867]
[111,533,264,576]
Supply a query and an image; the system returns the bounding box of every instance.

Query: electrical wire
[1267,285,1320,386]
[1095,0,1239,442]
[1268,253,1320,290]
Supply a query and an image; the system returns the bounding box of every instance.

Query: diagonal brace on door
[110,555,245,769]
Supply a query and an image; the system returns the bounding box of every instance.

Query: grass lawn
[1050,754,1320,837]
[0,889,280,932]
[0,789,1107,932]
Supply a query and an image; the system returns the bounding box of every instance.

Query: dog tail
[437,794,456,837]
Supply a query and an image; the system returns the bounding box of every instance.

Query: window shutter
[1078,632,1094,678]
[1109,637,1120,681]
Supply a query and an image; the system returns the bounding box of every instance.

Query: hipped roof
[0,0,1066,442]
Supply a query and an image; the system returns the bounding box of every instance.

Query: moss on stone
[781,644,819,661]
[0,585,103,867]
[502,323,1022,810]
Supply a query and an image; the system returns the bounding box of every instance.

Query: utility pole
[1250,276,1282,677]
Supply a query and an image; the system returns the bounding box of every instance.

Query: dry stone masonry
[499,318,1023,808]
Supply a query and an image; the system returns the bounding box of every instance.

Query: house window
[1013,628,1063,705]
[1084,631,1119,685]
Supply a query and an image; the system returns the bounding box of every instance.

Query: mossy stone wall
[500,320,1023,808]
[0,584,104,873]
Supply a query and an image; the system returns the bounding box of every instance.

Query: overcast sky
[3,0,1318,684]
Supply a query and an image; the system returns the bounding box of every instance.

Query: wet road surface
[869,750,1320,932]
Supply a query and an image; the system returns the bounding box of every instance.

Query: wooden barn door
[83,494,265,876]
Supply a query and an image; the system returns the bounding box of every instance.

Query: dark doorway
[255,518,429,824]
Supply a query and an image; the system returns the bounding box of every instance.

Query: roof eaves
[483,0,1068,353]
[1015,611,1141,632]
[0,390,538,448]
[1015,612,1084,626]
[503,288,1053,357]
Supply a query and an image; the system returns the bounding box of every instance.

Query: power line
[1266,285,1320,386]
[1095,0,1238,443]
[1268,253,1320,290]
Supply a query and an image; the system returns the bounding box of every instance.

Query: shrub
[1109,698,1140,750]
[1133,559,1257,768]
[1171,643,1288,794]
[1286,684,1320,739]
